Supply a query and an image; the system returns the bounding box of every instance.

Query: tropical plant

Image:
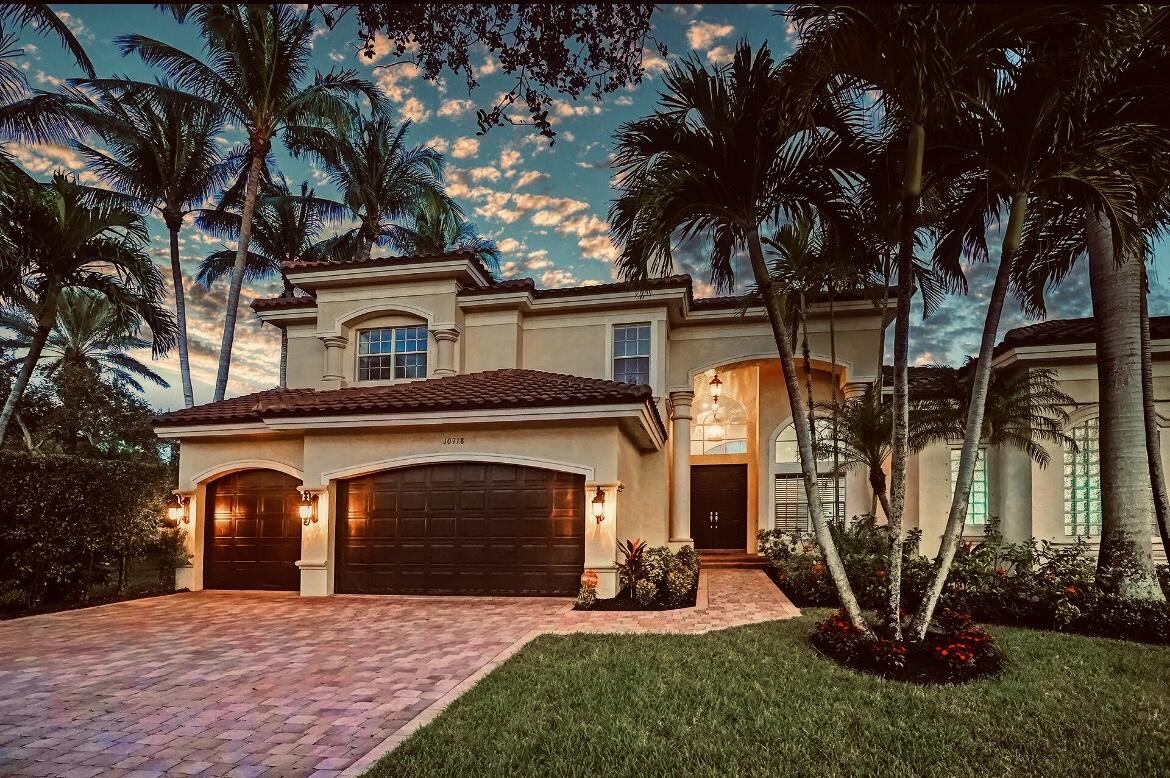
[65,83,229,408]
[196,176,341,387]
[0,173,175,444]
[610,43,874,634]
[783,3,1063,639]
[287,115,458,264]
[397,207,501,272]
[0,287,168,393]
[109,3,385,401]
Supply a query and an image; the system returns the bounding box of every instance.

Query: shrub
[575,583,598,610]
[663,568,694,608]
[617,538,647,592]
[613,541,700,609]
[634,578,658,607]
[0,451,173,607]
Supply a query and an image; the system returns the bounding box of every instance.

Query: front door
[691,464,748,550]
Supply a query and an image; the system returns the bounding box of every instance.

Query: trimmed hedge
[0,451,179,608]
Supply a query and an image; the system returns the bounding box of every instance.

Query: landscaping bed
[364,610,1170,777]
[575,541,699,611]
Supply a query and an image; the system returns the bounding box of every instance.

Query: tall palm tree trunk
[747,227,872,636]
[213,152,264,402]
[0,292,59,443]
[1140,265,1170,559]
[829,289,841,518]
[167,220,195,408]
[909,192,1027,640]
[280,328,288,389]
[887,122,925,638]
[1088,213,1164,600]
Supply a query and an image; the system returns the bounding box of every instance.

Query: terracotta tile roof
[880,365,959,399]
[251,293,317,312]
[458,275,693,300]
[995,315,1170,356]
[155,369,664,432]
[282,248,497,279]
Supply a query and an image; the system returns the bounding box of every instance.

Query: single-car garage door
[337,462,584,595]
[204,469,302,590]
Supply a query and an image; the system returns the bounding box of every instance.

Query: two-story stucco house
[154,249,1168,599]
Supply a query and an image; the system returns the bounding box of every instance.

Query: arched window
[690,393,748,455]
[773,418,846,533]
[1064,418,1101,536]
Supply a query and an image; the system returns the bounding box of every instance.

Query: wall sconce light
[709,373,722,403]
[167,494,189,525]
[299,491,319,526]
[591,486,606,524]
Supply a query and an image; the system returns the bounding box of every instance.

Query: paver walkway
[0,569,796,778]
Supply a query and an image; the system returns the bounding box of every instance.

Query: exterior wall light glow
[709,373,722,403]
[299,491,319,525]
[167,494,189,524]
[591,486,606,523]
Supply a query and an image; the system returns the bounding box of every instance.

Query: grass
[367,610,1170,777]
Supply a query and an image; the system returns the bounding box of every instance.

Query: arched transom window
[1064,417,1101,536]
[690,392,748,455]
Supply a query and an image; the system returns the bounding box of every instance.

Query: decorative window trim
[356,325,429,381]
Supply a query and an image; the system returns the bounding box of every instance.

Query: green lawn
[368,610,1170,777]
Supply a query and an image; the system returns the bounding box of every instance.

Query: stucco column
[320,336,347,388]
[433,329,459,377]
[172,489,197,591]
[584,481,620,598]
[669,390,694,544]
[296,485,330,596]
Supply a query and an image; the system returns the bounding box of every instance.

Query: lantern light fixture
[299,491,319,525]
[708,408,725,442]
[167,494,189,525]
[709,373,722,403]
[591,486,606,524]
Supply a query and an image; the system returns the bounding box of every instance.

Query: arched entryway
[204,469,303,590]
[335,461,585,596]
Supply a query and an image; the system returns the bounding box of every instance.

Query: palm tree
[109,4,385,401]
[67,83,229,408]
[287,115,458,263]
[397,207,502,272]
[907,36,1151,637]
[0,287,168,393]
[783,4,1063,638]
[0,174,175,443]
[196,177,340,387]
[610,43,874,635]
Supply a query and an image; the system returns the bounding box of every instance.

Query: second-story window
[613,323,651,385]
[357,326,428,380]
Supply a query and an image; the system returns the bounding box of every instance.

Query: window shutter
[774,474,845,533]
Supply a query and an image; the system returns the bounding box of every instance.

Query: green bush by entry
[758,516,1170,645]
[0,451,182,608]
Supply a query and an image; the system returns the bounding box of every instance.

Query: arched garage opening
[204,469,303,590]
[336,461,585,596]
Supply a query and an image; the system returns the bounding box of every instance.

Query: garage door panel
[337,463,584,596]
[204,469,301,591]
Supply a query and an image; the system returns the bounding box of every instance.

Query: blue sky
[11,4,1170,410]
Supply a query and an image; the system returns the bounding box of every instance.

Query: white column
[173,489,197,591]
[842,381,870,401]
[296,484,330,596]
[433,329,459,377]
[669,390,694,544]
[320,336,347,389]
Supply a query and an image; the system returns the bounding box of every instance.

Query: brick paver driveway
[0,591,568,777]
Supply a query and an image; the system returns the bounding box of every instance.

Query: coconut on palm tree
[286,114,459,264]
[0,173,175,443]
[108,4,385,401]
[66,83,230,408]
[611,43,875,634]
[196,176,342,387]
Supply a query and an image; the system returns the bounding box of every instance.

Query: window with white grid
[357,326,428,380]
[612,323,651,386]
[950,447,988,528]
[1064,418,1101,536]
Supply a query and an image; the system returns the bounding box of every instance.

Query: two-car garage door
[336,462,585,596]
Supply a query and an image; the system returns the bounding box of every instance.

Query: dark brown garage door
[204,470,302,590]
[337,462,584,595]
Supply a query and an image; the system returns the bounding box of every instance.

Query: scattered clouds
[399,96,431,123]
[687,20,734,50]
[469,166,502,182]
[552,100,603,118]
[541,269,578,288]
[497,237,522,253]
[426,137,450,154]
[707,45,734,65]
[451,137,479,159]
[9,143,98,184]
[438,98,474,118]
[499,148,521,171]
[513,171,548,189]
[55,10,93,41]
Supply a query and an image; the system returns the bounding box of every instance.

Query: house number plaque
[442,436,465,445]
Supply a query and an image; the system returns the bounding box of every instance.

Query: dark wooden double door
[691,464,748,550]
[204,470,302,590]
[336,462,585,596]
